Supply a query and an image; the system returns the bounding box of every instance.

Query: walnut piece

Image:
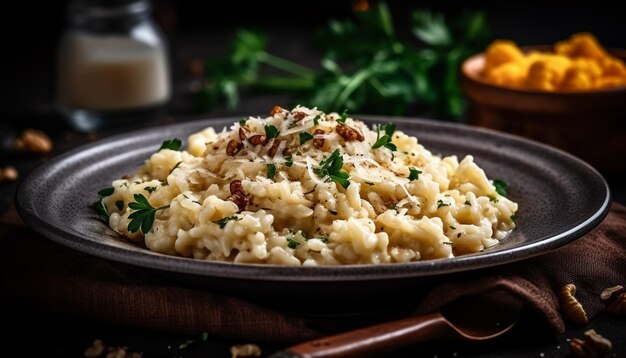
[270,105,284,116]
[600,285,626,316]
[84,339,105,357]
[226,140,243,156]
[292,111,307,121]
[238,127,247,141]
[268,140,284,157]
[15,128,52,154]
[560,283,588,325]
[313,129,325,149]
[228,180,248,212]
[336,124,364,142]
[569,329,612,357]
[247,134,267,146]
[0,166,18,182]
[230,343,262,358]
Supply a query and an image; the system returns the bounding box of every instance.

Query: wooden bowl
[460,49,626,173]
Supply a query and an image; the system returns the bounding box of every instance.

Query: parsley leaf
[287,238,300,249]
[265,124,280,140]
[437,199,450,209]
[98,187,114,197]
[285,155,293,167]
[267,163,276,178]
[492,179,509,197]
[127,194,170,234]
[115,200,124,211]
[510,213,517,223]
[92,200,109,223]
[144,186,157,194]
[408,168,422,181]
[372,123,397,152]
[312,237,329,243]
[464,200,471,206]
[299,131,314,144]
[337,109,348,124]
[159,138,182,151]
[214,216,242,229]
[313,115,320,125]
[239,118,247,125]
[313,149,350,188]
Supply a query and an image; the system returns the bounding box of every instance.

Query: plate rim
[16,116,612,282]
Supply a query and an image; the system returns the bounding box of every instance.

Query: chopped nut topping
[226,140,243,156]
[238,127,247,141]
[15,128,52,154]
[0,166,18,182]
[268,140,283,157]
[84,339,105,357]
[313,129,325,149]
[270,105,284,116]
[230,343,262,358]
[569,329,612,357]
[293,111,307,121]
[248,134,267,146]
[228,180,248,212]
[560,283,588,325]
[336,124,364,142]
[600,285,626,316]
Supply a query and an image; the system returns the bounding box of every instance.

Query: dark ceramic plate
[16,117,610,304]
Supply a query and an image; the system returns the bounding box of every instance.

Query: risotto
[96,106,518,266]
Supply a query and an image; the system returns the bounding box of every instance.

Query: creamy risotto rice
[97,106,518,265]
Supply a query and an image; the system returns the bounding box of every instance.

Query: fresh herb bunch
[313,149,350,188]
[127,194,170,234]
[195,2,490,119]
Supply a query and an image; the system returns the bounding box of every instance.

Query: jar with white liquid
[57,0,170,131]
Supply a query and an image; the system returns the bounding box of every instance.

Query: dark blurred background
[1,0,624,121]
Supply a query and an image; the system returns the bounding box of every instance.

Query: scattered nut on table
[230,343,262,358]
[15,128,53,154]
[0,166,18,182]
[84,339,142,358]
[84,339,105,357]
[569,329,612,357]
[600,285,626,316]
[560,283,588,325]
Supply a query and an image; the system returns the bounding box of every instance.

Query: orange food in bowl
[482,33,626,91]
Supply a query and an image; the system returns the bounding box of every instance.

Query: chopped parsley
[127,194,170,234]
[115,200,124,211]
[313,149,350,188]
[213,216,242,229]
[313,115,320,125]
[372,123,397,152]
[408,168,422,181]
[493,179,509,197]
[285,155,293,167]
[464,200,471,206]
[92,200,109,223]
[159,138,182,151]
[437,200,450,209]
[98,187,114,197]
[267,163,276,178]
[337,109,348,124]
[489,196,499,203]
[286,238,300,249]
[144,186,157,194]
[510,213,517,223]
[299,131,314,144]
[312,237,329,243]
[265,124,280,140]
[239,118,247,125]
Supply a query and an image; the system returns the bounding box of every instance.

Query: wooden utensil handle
[275,313,449,358]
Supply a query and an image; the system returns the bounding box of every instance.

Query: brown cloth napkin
[1,203,625,341]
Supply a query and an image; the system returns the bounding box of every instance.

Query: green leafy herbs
[492,179,509,197]
[285,155,293,167]
[144,186,157,194]
[115,200,124,211]
[92,201,109,223]
[213,216,242,229]
[313,115,320,125]
[127,194,170,234]
[437,199,450,209]
[313,149,350,188]
[464,200,471,206]
[314,237,330,243]
[98,187,114,197]
[267,163,276,178]
[195,4,490,119]
[239,118,247,125]
[265,124,280,140]
[372,123,397,152]
[408,167,422,181]
[337,109,348,124]
[159,138,182,151]
[299,131,314,144]
[286,238,301,249]
[510,213,517,223]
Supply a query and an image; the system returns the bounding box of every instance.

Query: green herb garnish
[267,163,276,178]
[159,138,182,151]
[313,237,329,243]
[286,238,301,249]
[170,161,182,174]
[493,179,509,197]
[408,168,422,181]
[115,200,124,211]
[337,110,348,124]
[313,149,350,188]
[127,194,170,234]
[98,187,114,197]
[144,186,157,194]
[213,216,242,229]
[285,155,293,167]
[239,118,247,125]
[437,200,450,209]
[372,123,397,152]
[313,115,320,125]
[510,213,517,223]
[299,131,314,144]
[265,124,280,140]
[464,200,471,206]
[92,201,109,223]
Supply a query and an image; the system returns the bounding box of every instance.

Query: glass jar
[57,0,170,132]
